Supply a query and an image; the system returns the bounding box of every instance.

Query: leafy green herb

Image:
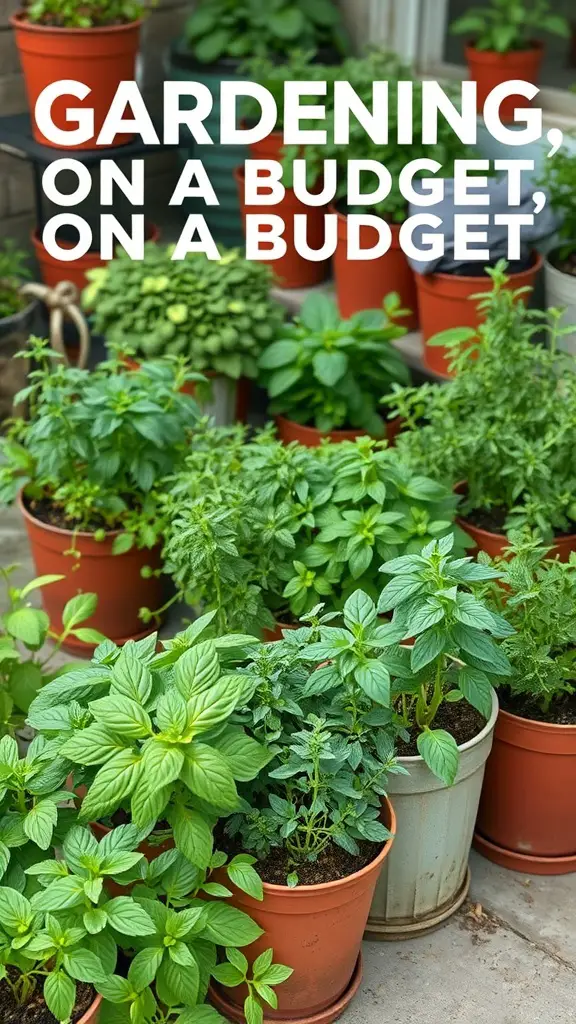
[451,0,569,53]
[258,292,410,435]
[0,241,30,320]
[25,0,151,28]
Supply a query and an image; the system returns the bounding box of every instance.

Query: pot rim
[465,39,544,57]
[497,704,576,734]
[396,687,499,766]
[0,295,37,325]
[78,994,102,1024]
[416,249,544,286]
[254,795,396,895]
[18,488,126,541]
[275,413,399,441]
[544,247,576,276]
[454,480,576,546]
[11,10,142,32]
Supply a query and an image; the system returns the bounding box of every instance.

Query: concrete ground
[2,502,575,1024]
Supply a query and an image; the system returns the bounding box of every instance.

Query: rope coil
[19,280,91,369]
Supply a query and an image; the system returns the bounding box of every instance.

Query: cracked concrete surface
[2,502,575,1024]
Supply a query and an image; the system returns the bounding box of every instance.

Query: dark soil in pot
[499,690,576,727]
[463,503,576,540]
[0,971,95,1024]
[549,247,576,278]
[25,492,127,533]
[396,699,486,757]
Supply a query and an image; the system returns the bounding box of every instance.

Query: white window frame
[368,0,576,130]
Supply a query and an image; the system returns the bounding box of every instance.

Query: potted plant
[475,536,576,874]
[167,0,348,247]
[25,620,292,1022]
[211,594,399,1024]
[0,337,201,649]
[0,241,35,343]
[235,52,335,289]
[307,536,511,937]
[85,243,284,425]
[0,567,102,742]
[390,264,576,559]
[451,0,569,120]
[11,0,152,150]
[258,291,411,445]
[541,143,576,353]
[158,426,468,638]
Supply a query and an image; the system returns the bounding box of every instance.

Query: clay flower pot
[454,483,576,561]
[465,42,544,120]
[210,798,395,1024]
[366,692,498,940]
[77,994,102,1024]
[332,208,418,329]
[33,224,159,295]
[416,252,543,376]
[475,708,576,874]
[275,414,402,448]
[19,492,162,653]
[11,12,141,149]
[235,164,330,290]
[262,621,298,642]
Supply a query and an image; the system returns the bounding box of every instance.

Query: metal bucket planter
[544,248,576,355]
[366,690,498,940]
[0,298,38,420]
[166,40,246,248]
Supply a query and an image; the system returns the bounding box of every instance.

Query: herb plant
[0,241,30,320]
[539,145,576,261]
[482,536,576,717]
[389,263,576,541]
[158,426,468,633]
[0,337,200,550]
[227,593,405,884]
[451,0,569,53]
[258,292,410,435]
[85,244,284,381]
[184,0,349,64]
[0,572,103,737]
[24,0,150,28]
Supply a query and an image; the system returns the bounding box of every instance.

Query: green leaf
[78,750,143,823]
[211,963,244,987]
[410,628,445,673]
[258,963,294,985]
[105,897,156,936]
[417,729,459,786]
[244,994,264,1024]
[313,349,348,387]
[355,660,390,706]
[457,668,494,721]
[90,695,152,738]
[258,339,300,369]
[112,532,135,555]
[157,954,199,1007]
[44,971,76,1022]
[61,724,128,766]
[111,645,152,704]
[178,1007,228,1024]
[267,366,303,398]
[9,661,44,713]
[95,975,133,1003]
[62,593,97,630]
[343,590,377,631]
[174,641,220,699]
[181,744,239,811]
[24,799,58,850]
[0,887,32,931]
[63,948,106,983]
[130,743,183,826]
[213,728,272,782]
[202,902,263,946]
[128,946,164,991]
[186,681,241,734]
[172,805,213,870]
[269,6,305,38]
[20,574,65,598]
[31,876,84,912]
[227,858,263,902]
[451,623,512,676]
[71,628,108,644]
[4,607,49,648]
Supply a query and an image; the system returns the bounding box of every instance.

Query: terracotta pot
[474,708,576,874]
[465,43,543,120]
[454,482,576,561]
[33,224,159,295]
[416,252,543,376]
[210,798,395,1023]
[332,208,418,329]
[78,994,102,1024]
[248,130,287,162]
[275,414,402,448]
[19,492,163,653]
[235,165,330,290]
[11,12,141,149]
[262,621,298,642]
[123,356,249,425]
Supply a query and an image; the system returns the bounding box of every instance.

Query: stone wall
[0,0,372,249]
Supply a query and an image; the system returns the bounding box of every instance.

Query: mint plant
[451,0,569,52]
[390,263,576,542]
[85,245,284,382]
[184,0,348,64]
[0,241,30,320]
[0,572,103,738]
[258,292,410,436]
[481,536,576,717]
[0,337,200,552]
